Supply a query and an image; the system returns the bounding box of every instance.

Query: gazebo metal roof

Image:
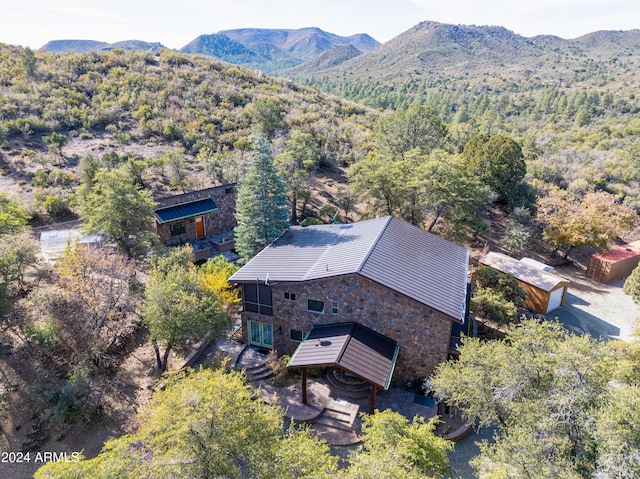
[288,322,399,391]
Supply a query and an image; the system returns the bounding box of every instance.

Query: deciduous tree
[35,367,338,479]
[432,319,640,479]
[79,164,158,258]
[341,409,452,479]
[54,244,141,368]
[537,189,637,257]
[0,193,30,235]
[276,131,319,224]
[143,247,228,371]
[197,255,240,313]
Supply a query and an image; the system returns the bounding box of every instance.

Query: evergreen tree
[234,137,289,261]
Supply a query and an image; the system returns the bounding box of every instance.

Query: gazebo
[287,322,399,414]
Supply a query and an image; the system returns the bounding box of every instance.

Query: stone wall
[155,184,237,245]
[240,273,456,383]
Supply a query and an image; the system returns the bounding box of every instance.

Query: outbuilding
[478,252,570,315]
[586,240,640,284]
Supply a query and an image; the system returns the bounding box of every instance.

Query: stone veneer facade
[240,273,457,382]
[155,184,236,245]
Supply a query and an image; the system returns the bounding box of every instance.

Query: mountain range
[40,27,379,72]
[39,22,640,100]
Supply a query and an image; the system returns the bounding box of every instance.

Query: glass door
[248,321,274,349]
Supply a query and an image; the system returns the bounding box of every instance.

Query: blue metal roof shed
[155,198,218,224]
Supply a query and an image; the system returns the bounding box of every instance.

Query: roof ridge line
[356,216,392,274]
[335,322,356,364]
[301,224,350,281]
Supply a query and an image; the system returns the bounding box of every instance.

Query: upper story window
[307,299,324,314]
[225,186,234,195]
[242,283,273,316]
[284,292,297,301]
[331,301,338,315]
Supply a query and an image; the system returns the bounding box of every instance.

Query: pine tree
[234,137,289,261]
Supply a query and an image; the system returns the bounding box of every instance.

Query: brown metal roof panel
[229,218,390,283]
[360,218,469,320]
[339,342,391,386]
[305,217,390,280]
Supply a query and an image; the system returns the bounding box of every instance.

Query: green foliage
[31,365,97,427]
[501,223,532,254]
[234,137,289,260]
[197,255,240,311]
[144,246,228,371]
[471,287,518,325]
[276,130,320,223]
[474,266,527,306]
[341,410,452,478]
[251,97,286,139]
[432,319,640,478]
[0,230,40,294]
[419,151,492,235]
[623,263,640,306]
[79,164,158,258]
[42,131,68,149]
[537,189,638,255]
[372,105,448,158]
[464,134,527,206]
[35,367,339,479]
[0,193,30,235]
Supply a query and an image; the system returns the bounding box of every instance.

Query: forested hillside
[287,22,640,218]
[0,44,374,221]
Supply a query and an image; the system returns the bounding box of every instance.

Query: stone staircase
[236,346,273,381]
[324,369,371,399]
[312,398,361,446]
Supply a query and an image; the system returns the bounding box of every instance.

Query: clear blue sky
[1,0,638,49]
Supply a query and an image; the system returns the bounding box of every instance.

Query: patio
[197,338,439,446]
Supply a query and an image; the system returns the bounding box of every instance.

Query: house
[228,216,470,382]
[478,252,570,315]
[586,240,640,284]
[154,184,237,259]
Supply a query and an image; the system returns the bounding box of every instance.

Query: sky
[0,0,638,50]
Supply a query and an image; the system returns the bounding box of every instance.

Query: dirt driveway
[550,266,639,341]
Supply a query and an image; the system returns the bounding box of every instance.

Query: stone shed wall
[241,273,456,383]
[155,184,236,244]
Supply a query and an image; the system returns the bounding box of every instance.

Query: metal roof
[592,240,640,263]
[40,229,102,261]
[155,198,218,223]
[229,216,470,320]
[287,322,399,390]
[479,252,568,292]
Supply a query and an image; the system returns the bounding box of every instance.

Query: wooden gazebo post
[369,385,377,414]
[301,368,307,405]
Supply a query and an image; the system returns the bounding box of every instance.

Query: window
[225,186,234,195]
[290,329,303,342]
[283,292,296,301]
[331,301,338,315]
[242,283,273,316]
[307,299,324,313]
[170,222,186,236]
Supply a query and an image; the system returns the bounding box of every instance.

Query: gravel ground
[550,266,639,341]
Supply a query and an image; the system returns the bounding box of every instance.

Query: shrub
[502,224,532,255]
[471,287,518,325]
[475,266,527,306]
